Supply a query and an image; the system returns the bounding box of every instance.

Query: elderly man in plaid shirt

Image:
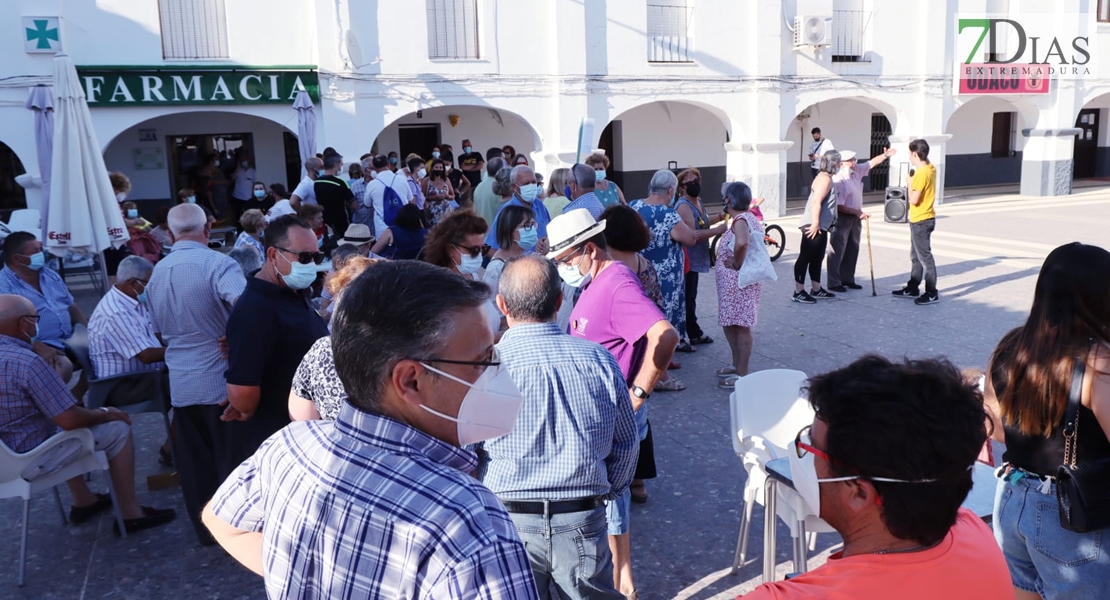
[479,255,638,599]
[203,261,538,599]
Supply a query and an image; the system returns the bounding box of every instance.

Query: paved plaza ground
[3,184,1110,599]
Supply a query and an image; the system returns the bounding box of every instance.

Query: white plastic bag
[736,220,777,288]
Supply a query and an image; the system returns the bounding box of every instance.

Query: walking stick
[865,218,877,296]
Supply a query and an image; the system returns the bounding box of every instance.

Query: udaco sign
[958,64,1050,95]
[76,67,320,107]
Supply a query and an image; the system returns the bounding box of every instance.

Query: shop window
[991,112,1016,158]
[1099,0,1110,22]
[427,0,480,60]
[0,142,27,213]
[648,0,693,63]
[158,0,230,60]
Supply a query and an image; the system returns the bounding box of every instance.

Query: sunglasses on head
[453,243,484,258]
[275,246,326,265]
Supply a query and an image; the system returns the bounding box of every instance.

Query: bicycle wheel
[709,235,719,267]
[764,224,785,261]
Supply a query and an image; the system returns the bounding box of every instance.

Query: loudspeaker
[884,186,909,223]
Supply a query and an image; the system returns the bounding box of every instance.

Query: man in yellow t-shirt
[892,139,939,305]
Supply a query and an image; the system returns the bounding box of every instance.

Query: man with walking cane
[826,147,896,293]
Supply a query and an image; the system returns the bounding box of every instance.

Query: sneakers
[792,291,816,304]
[914,292,940,305]
[811,288,837,300]
[892,287,920,298]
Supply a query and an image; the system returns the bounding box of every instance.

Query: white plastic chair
[728,369,836,576]
[0,429,127,586]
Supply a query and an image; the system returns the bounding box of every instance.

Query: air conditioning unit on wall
[794,15,833,49]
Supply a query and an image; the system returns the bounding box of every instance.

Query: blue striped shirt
[88,287,163,378]
[478,322,639,501]
[563,191,605,220]
[146,240,245,407]
[210,403,539,600]
[0,266,73,349]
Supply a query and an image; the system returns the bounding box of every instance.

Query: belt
[500,496,602,515]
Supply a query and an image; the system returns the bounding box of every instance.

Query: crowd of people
[0,133,1107,600]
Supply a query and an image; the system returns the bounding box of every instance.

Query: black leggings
[794,229,828,286]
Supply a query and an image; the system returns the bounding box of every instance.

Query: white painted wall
[612,102,728,172]
[945,98,1029,155]
[784,99,877,162]
[102,111,292,201]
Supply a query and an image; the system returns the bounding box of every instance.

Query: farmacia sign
[76,67,320,107]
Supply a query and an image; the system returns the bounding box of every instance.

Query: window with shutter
[158,0,230,60]
[647,1,693,63]
[427,0,480,60]
[832,0,866,62]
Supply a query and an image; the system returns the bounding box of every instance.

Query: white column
[1020,128,1082,197]
[731,141,794,217]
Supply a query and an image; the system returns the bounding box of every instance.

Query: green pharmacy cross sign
[76,67,320,107]
[24,17,61,53]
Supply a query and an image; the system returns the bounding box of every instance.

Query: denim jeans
[509,506,622,600]
[994,474,1110,598]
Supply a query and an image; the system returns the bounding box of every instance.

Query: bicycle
[709,203,786,266]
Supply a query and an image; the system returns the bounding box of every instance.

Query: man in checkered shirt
[202,261,538,599]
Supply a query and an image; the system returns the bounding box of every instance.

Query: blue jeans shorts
[994,469,1110,598]
[604,406,649,536]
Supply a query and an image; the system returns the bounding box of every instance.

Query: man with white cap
[826,147,896,293]
[547,208,678,600]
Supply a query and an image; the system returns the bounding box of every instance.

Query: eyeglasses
[19,315,40,324]
[552,247,586,268]
[417,348,501,368]
[795,425,837,465]
[453,243,484,259]
[518,220,537,230]
[275,246,325,265]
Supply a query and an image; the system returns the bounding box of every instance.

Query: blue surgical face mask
[389,156,399,165]
[24,318,39,344]
[318,170,327,178]
[463,146,473,154]
[432,151,441,158]
[254,189,266,198]
[558,262,588,288]
[241,161,249,168]
[186,196,196,204]
[517,226,538,251]
[564,185,572,199]
[595,169,607,182]
[134,280,149,304]
[23,251,46,271]
[126,209,139,219]
[277,251,318,290]
[518,183,540,202]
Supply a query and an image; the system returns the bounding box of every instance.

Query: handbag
[736,217,777,289]
[1056,358,1110,532]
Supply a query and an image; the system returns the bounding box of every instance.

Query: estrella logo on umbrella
[48,231,72,242]
[108,226,125,238]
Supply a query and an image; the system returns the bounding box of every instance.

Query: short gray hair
[648,169,678,195]
[570,163,596,190]
[499,256,562,323]
[486,157,506,177]
[331,261,490,414]
[167,204,207,236]
[229,247,261,275]
[116,255,154,282]
[360,156,374,170]
[819,150,842,175]
[723,182,753,212]
[493,166,515,197]
[324,154,344,170]
[510,164,535,186]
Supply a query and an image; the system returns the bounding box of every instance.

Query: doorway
[868,114,892,191]
[1073,109,1100,179]
[398,125,440,164]
[167,133,254,218]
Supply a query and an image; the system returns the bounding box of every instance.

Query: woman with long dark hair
[985,242,1110,600]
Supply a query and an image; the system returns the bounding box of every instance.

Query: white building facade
[2,0,1110,217]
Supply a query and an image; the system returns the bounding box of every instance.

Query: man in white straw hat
[826,147,896,292]
[336,222,375,257]
[547,208,678,600]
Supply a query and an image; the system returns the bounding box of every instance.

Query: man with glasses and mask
[0,231,89,390]
[147,203,246,545]
[743,355,1011,599]
[548,209,678,600]
[563,163,605,220]
[203,260,539,599]
[487,165,551,254]
[88,255,167,406]
[221,215,329,472]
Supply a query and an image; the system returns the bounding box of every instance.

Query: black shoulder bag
[1056,358,1110,532]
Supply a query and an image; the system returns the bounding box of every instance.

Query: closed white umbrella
[46,53,128,261]
[24,84,54,225]
[293,90,316,178]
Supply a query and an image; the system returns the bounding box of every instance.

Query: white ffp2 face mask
[419,356,523,446]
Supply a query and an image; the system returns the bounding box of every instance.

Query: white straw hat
[545,208,607,259]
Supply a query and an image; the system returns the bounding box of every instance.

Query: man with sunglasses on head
[741,355,1011,599]
[203,261,539,599]
[548,209,678,600]
[146,203,246,544]
[221,215,329,473]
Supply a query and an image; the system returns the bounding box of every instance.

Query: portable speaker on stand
[884,163,910,223]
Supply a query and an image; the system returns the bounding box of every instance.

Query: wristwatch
[631,386,650,401]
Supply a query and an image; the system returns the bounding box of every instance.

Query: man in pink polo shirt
[548,208,679,600]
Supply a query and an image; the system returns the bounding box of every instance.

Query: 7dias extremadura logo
[954,14,1098,94]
